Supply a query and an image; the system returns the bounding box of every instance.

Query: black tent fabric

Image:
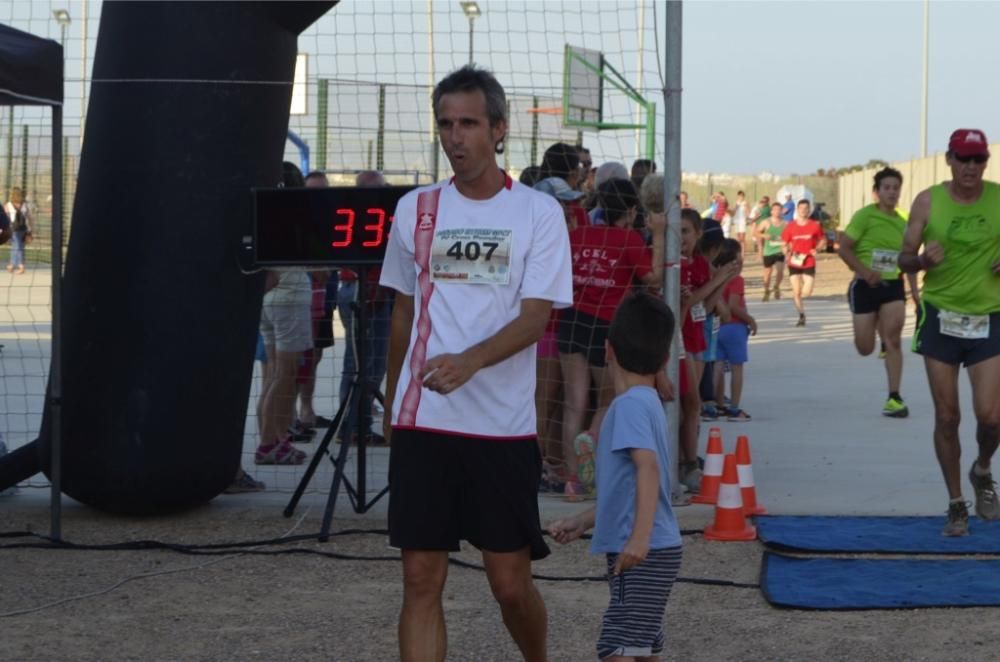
[0,23,64,106]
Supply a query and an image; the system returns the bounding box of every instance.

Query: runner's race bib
[690,301,707,323]
[430,228,512,285]
[939,309,989,340]
[789,252,807,268]
[871,249,899,274]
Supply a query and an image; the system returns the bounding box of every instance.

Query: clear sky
[5,0,1000,176]
[681,0,1000,175]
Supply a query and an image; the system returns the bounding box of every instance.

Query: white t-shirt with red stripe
[379,173,573,439]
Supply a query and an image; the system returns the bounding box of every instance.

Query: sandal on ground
[726,407,752,422]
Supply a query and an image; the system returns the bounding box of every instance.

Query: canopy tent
[0,24,64,106]
[0,22,65,539]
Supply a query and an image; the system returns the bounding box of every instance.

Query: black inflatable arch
[16,1,333,515]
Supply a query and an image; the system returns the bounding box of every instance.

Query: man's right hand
[922,240,945,269]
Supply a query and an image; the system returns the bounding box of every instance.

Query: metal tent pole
[662,0,684,503]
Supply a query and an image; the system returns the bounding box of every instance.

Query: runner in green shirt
[753,202,787,302]
[838,167,919,418]
[900,128,1000,537]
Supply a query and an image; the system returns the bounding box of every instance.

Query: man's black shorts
[848,278,905,315]
[762,253,785,268]
[388,428,550,560]
[912,301,1000,367]
[788,266,816,277]
[557,308,610,367]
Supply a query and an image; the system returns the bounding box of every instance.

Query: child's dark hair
[608,293,675,375]
[713,238,742,267]
[680,208,702,231]
[873,166,903,191]
[698,228,725,256]
[598,178,639,225]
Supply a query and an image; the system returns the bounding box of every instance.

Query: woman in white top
[4,187,32,274]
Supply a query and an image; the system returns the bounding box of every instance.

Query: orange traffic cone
[691,427,724,505]
[735,435,767,516]
[703,454,756,541]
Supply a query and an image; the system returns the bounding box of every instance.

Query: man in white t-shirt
[380,65,573,662]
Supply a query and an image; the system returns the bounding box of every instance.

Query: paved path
[2,265,977,522]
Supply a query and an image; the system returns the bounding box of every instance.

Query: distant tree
[865,158,889,169]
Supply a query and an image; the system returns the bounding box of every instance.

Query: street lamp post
[459,1,481,65]
[53,9,71,48]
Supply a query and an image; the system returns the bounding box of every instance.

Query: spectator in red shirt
[559,178,665,499]
[712,239,757,422]
[533,176,586,488]
[781,199,826,327]
[678,209,738,492]
[541,142,590,230]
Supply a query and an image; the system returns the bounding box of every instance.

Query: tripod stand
[284,268,390,541]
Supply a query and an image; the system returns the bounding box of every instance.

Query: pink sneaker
[255,438,307,465]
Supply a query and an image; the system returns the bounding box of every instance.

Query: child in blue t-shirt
[548,292,682,662]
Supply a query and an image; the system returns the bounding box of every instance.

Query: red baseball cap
[948,129,990,158]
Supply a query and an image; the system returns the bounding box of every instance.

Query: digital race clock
[251,186,415,266]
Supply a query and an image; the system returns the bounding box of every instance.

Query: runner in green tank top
[752,202,787,302]
[838,167,920,418]
[900,128,1000,537]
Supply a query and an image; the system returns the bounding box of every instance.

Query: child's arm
[614,448,659,575]
[547,507,596,544]
[728,291,757,335]
[686,261,739,307]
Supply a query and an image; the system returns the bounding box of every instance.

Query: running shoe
[682,467,703,495]
[942,500,970,537]
[700,402,719,421]
[773,287,781,300]
[795,314,806,327]
[574,432,596,490]
[254,438,307,465]
[969,463,1000,520]
[882,397,909,418]
[878,343,887,359]
[761,289,770,303]
[223,471,267,494]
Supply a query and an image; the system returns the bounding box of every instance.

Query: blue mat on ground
[762,552,1000,610]
[755,515,1000,554]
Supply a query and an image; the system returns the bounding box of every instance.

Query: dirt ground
[3,252,988,662]
[2,496,996,662]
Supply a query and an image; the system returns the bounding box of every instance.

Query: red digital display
[253,186,414,266]
[331,207,393,249]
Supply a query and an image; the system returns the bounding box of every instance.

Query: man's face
[796,202,811,220]
[679,192,689,206]
[771,204,782,219]
[436,90,506,183]
[947,153,988,189]
[875,177,901,209]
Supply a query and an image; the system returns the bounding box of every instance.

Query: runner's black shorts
[762,253,784,268]
[912,301,1000,367]
[388,428,550,560]
[788,266,816,277]
[848,278,905,315]
[558,307,610,367]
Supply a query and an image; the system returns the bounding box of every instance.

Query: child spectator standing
[713,239,757,421]
[548,293,682,662]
